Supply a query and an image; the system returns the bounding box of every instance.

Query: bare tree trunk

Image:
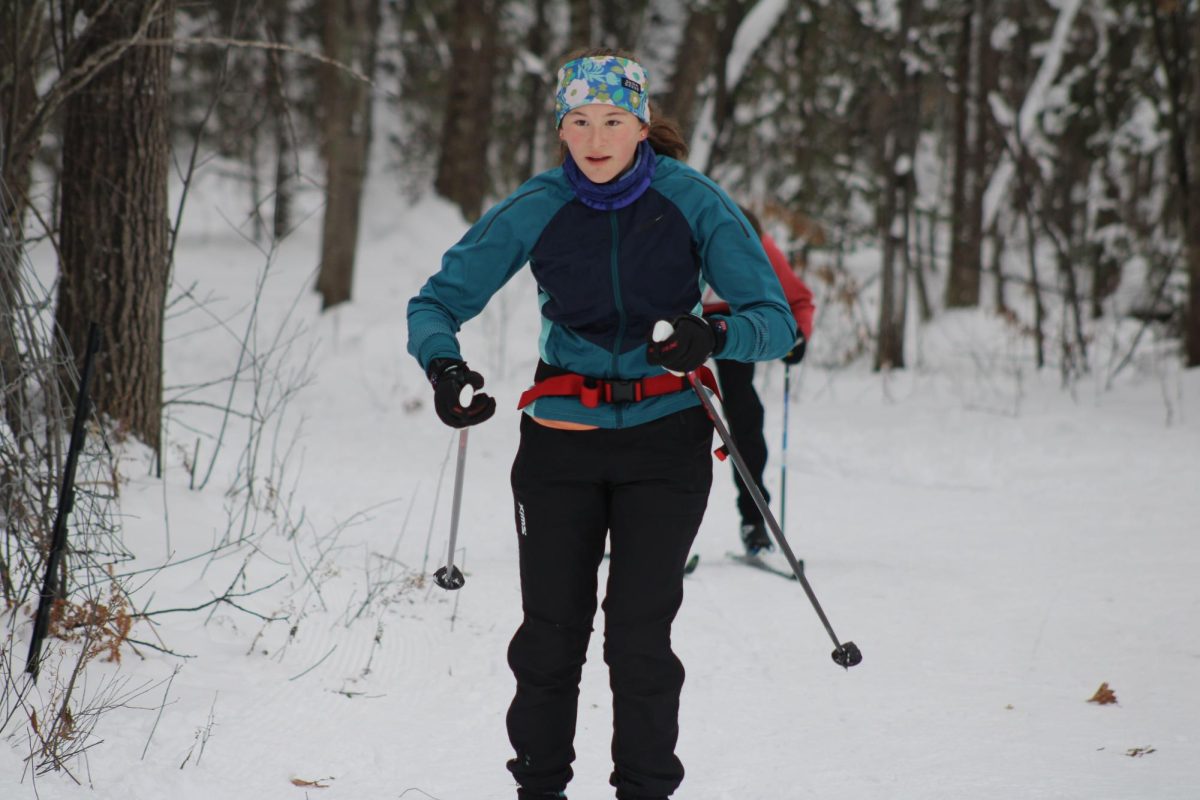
[660,7,718,138]
[433,0,500,222]
[992,227,1007,313]
[1022,194,1046,370]
[945,1,981,308]
[705,0,753,172]
[0,1,45,234]
[56,0,175,453]
[1147,0,1200,364]
[518,0,549,183]
[1005,129,1047,369]
[600,0,651,50]
[315,0,380,310]
[249,119,266,242]
[568,0,592,50]
[877,151,902,370]
[2,2,50,453]
[912,209,934,323]
[899,191,913,336]
[265,0,293,240]
[1187,220,1200,367]
[965,0,995,303]
[1090,191,1122,318]
[0,0,35,431]
[1,215,29,445]
[1057,247,1088,376]
[875,0,918,371]
[1186,6,1200,366]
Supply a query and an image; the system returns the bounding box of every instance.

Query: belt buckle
[605,379,639,404]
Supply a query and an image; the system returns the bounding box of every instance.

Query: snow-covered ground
[3,173,1198,800]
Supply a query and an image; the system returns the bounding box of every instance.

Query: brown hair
[556,47,689,161]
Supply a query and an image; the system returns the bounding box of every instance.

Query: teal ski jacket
[407,155,795,428]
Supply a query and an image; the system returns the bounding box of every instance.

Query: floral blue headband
[555,56,651,127]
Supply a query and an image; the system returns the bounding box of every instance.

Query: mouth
[585,156,611,164]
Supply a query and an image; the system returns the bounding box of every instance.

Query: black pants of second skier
[506,407,713,800]
[713,358,770,526]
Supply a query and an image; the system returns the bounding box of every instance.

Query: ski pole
[780,363,791,542]
[653,321,861,669]
[434,389,473,591]
[779,362,804,573]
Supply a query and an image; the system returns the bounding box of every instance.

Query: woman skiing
[406,48,795,800]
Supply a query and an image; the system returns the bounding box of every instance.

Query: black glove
[646,314,726,373]
[427,358,496,428]
[781,333,806,365]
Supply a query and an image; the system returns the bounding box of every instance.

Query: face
[559,104,649,184]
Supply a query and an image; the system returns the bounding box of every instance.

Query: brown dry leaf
[1126,746,1156,758]
[1088,682,1117,705]
[290,777,333,789]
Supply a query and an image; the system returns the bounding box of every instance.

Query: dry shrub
[44,576,134,665]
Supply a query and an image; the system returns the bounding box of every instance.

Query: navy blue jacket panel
[531,188,702,359]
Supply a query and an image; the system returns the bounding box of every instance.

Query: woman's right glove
[646,314,726,373]
[427,358,496,428]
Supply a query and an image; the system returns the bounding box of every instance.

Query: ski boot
[740,521,773,556]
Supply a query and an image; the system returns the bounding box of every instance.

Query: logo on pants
[518,502,527,536]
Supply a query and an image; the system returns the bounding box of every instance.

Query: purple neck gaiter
[563,140,657,211]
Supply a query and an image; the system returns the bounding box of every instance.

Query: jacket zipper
[609,212,626,427]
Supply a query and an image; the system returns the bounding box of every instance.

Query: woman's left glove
[646,314,727,373]
[781,333,807,365]
[427,358,496,428]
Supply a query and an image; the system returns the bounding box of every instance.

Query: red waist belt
[517,365,719,409]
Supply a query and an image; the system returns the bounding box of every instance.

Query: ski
[725,551,801,581]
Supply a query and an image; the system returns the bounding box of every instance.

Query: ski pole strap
[517,361,719,409]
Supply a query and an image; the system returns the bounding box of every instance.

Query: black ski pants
[713,358,770,526]
[506,406,713,800]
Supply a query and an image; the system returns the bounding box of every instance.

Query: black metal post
[26,323,101,680]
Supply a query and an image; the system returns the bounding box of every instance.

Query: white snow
[3,166,1198,800]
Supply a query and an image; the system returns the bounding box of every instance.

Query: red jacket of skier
[703,233,814,339]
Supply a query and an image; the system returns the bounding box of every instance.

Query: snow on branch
[689,0,790,172]
[982,0,1085,232]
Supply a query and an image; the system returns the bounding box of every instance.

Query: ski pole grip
[651,320,685,377]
